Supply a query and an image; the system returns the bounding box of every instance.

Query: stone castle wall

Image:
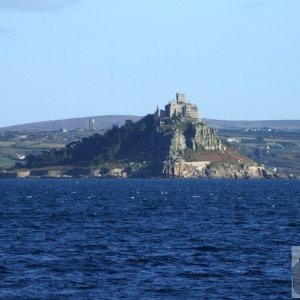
[157,93,201,122]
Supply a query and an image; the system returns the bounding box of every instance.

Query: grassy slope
[0,140,66,168]
[0,115,142,131]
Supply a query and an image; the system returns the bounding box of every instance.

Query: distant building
[89,118,96,131]
[60,128,68,133]
[16,155,26,160]
[155,93,201,122]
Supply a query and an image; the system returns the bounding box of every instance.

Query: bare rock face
[206,164,270,179]
[168,129,187,159]
[193,124,223,151]
[159,118,272,179]
[165,122,223,159]
[163,159,210,177]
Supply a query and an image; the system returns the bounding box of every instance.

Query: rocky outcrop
[162,159,273,179]
[9,114,279,179]
[157,118,274,179]
[206,164,272,179]
[165,121,224,159]
[163,159,210,177]
[192,124,223,151]
[168,129,186,159]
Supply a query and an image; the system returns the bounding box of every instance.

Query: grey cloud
[0,0,80,12]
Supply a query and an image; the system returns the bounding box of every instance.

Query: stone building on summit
[155,93,201,122]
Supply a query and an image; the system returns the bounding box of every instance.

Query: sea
[0,179,300,299]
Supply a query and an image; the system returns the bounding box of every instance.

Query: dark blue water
[0,179,300,299]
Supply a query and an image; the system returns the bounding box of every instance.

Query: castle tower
[161,92,201,122]
[155,105,161,119]
[176,93,185,104]
[89,118,96,131]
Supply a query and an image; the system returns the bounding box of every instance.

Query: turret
[176,93,185,104]
[155,105,161,119]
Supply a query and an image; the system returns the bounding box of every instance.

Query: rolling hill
[1,116,300,132]
[0,115,142,132]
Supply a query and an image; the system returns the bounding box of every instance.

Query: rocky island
[2,93,275,179]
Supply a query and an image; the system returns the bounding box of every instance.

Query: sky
[0,0,299,127]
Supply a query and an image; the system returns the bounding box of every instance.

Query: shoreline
[0,170,296,180]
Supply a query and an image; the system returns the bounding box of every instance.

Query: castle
[155,93,201,122]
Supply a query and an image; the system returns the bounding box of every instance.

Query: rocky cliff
[153,117,271,178]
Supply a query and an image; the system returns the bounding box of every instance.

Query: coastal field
[0,129,104,169]
[217,129,300,176]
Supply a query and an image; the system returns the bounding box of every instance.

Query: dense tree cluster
[23,114,164,168]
